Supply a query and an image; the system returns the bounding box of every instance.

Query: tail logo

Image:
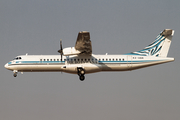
[132,34,165,56]
[127,29,174,57]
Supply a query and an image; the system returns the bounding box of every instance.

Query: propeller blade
[60,39,62,51]
[57,39,63,62]
[60,39,63,61]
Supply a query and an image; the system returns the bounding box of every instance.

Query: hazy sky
[1,0,180,120]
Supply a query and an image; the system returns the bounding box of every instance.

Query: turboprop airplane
[4,29,174,81]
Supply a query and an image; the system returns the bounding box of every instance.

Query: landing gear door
[127,55,132,70]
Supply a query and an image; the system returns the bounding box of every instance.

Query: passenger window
[109,59,111,61]
[40,59,42,61]
[50,59,52,61]
[116,59,118,61]
[44,59,46,61]
[54,59,56,61]
[47,59,49,61]
[123,59,124,61]
[112,59,114,61]
[102,59,104,61]
[106,59,108,61]
[119,59,121,61]
[57,59,59,61]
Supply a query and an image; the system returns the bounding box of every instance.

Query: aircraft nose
[4,63,9,69]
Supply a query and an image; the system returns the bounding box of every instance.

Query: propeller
[58,39,63,61]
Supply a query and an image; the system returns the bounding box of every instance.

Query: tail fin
[131,29,174,57]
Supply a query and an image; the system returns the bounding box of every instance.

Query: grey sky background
[1,0,180,120]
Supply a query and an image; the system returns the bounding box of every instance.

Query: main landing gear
[77,67,85,81]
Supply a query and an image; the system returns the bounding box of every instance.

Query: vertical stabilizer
[129,29,174,57]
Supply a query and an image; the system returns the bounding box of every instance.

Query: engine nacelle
[61,64,102,74]
[63,47,81,56]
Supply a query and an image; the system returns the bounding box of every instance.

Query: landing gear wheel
[80,70,85,75]
[13,73,17,77]
[79,75,85,81]
[77,68,85,75]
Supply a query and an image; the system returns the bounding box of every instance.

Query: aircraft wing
[75,31,92,55]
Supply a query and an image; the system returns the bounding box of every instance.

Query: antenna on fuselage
[57,39,63,61]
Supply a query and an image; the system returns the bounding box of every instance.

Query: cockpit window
[13,57,22,60]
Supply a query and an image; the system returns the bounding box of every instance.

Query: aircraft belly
[101,63,130,71]
[84,64,102,74]
[130,60,173,70]
[62,63,102,74]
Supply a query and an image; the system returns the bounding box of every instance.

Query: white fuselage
[4,29,175,80]
[4,54,174,74]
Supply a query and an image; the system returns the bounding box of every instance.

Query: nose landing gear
[77,67,85,81]
[13,70,18,77]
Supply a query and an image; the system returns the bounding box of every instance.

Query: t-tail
[129,29,174,57]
